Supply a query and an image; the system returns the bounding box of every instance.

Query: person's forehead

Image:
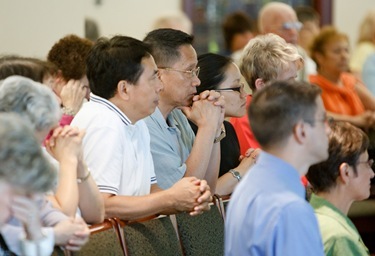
[325,37,349,47]
[277,63,298,80]
[222,63,241,81]
[266,7,296,25]
[274,11,297,23]
[359,151,368,159]
[141,55,157,72]
[174,45,197,67]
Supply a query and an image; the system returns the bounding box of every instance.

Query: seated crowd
[1,2,374,255]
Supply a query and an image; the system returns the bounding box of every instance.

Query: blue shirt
[362,53,375,96]
[225,152,324,256]
[144,108,194,189]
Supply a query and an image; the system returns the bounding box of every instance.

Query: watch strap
[229,169,241,182]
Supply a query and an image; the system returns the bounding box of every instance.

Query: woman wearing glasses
[189,53,259,195]
[306,121,373,255]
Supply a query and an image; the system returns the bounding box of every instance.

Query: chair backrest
[117,215,183,256]
[175,203,224,256]
[70,218,125,256]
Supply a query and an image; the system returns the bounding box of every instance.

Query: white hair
[0,75,61,133]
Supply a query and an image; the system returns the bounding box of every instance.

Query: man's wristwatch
[229,169,241,182]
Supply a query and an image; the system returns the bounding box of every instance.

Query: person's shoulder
[324,233,369,256]
[134,119,149,133]
[73,101,105,121]
[280,194,315,218]
[73,101,124,127]
[315,211,353,237]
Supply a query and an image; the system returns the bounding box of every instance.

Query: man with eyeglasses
[225,80,329,255]
[258,2,316,81]
[143,28,225,192]
[71,35,212,220]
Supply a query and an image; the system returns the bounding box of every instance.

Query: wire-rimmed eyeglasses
[304,115,334,126]
[158,66,200,78]
[357,159,374,169]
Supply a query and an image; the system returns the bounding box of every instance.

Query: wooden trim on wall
[312,0,333,25]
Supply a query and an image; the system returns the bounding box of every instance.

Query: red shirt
[230,95,260,155]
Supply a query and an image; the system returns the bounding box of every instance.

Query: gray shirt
[144,108,194,189]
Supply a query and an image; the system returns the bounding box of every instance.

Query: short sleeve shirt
[71,93,156,196]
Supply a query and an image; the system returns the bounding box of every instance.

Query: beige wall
[0,0,181,58]
[1,0,374,58]
[85,0,181,39]
[333,0,375,50]
[0,0,84,58]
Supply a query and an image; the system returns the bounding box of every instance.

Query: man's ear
[117,80,131,100]
[292,121,307,144]
[254,78,265,90]
[338,163,350,185]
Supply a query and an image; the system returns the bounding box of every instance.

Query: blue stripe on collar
[90,93,132,126]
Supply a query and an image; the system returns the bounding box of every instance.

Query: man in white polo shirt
[72,36,211,220]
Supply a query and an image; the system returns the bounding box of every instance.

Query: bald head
[152,12,193,35]
[259,2,300,44]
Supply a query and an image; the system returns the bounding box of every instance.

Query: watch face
[233,171,240,176]
[230,170,241,180]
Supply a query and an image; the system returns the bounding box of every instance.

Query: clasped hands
[170,177,212,216]
[181,90,225,134]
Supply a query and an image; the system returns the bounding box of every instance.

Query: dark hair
[196,53,232,93]
[143,28,194,67]
[222,11,256,51]
[295,6,320,24]
[47,34,93,80]
[307,121,369,192]
[86,35,151,99]
[0,56,57,82]
[249,80,321,149]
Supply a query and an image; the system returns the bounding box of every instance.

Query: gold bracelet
[62,106,76,116]
[77,171,90,184]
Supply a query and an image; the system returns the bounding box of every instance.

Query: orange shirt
[309,73,365,116]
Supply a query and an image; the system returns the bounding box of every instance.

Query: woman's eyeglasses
[215,83,244,93]
[357,159,374,169]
